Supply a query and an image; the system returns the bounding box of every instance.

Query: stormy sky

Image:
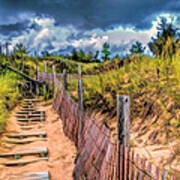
[0,0,179,56]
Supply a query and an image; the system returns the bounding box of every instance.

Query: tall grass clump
[0,71,22,133]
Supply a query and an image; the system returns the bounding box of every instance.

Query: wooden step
[22,106,34,109]
[17,118,45,122]
[5,137,47,144]
[0,147,48,158]
[1,157,48,166]
[18,121,40,125]
[11,171,50,180]
[16,114,45,118]
[20,108,35,112]
[6,132,47,139]
[20,126,33,130]
[16,111,45,115]
[24,99,42,102]
[23,102,34,105]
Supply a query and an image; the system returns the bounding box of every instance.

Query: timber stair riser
[16,111,45,115]
[6,132,47,139]
[16,115,45,118]
[0,147,48,158]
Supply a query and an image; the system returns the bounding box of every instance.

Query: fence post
[36,83,39,97]
[63,69,67,90]
[44,62,47,73]
[78,65,84,147]
[36,61,38,80]
[117,95,130,180]
[52,65,56,96]
[29,81,33,95]
[6,42,9,61]
[35,65,40,97]
[117,95,130,147]
[43,62,47,95]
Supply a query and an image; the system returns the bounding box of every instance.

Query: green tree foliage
[102,42,111,61]
[78,49,86,61]
[72,48,79,61]
[148,18,179,61]
[71,48,97,63]
[14,43,29,70]
[86,51,93,62]
[41,51,51,57]
[15,43,29,56]
[94,50,100,62]
[130,41,145,54]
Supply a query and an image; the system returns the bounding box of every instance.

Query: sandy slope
[0,102,76,180]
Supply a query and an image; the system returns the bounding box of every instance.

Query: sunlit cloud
[0,12,179,57]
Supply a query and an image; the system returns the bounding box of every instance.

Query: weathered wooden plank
[20,126,34,130]
[24,99,42,103]
[133,153,139,180]
[120,144,124,180]
[146,162,152,180]
[23,102,34,106]
[20,108,35,112]
[117,95,130,147]
[139,158,146,180]
[0,147,48,157]
[16,114,45,118]
[5,137,47,144]
[11,171,50,180]
[129,150,134,180]
[21,106,34,109]
[162,170,167,180]
[1,157,48,166]
[16,111,45,115]
[5,65,43,85]
[155,167,160,180]
[6,132,46,139]
[171,176,176,180]
[17,118,45,122]
[124,147,129,180]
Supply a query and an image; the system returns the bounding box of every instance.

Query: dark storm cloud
[0,21,30,36]
[0,0,179,31]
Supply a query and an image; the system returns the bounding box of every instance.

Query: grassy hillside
[68,53,180,145]
[0,71,22,133]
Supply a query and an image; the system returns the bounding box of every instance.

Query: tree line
[0,17,179,65]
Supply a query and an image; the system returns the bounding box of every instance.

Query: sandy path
[0,102,76,180]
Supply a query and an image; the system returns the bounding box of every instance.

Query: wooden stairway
[0,97,50,179]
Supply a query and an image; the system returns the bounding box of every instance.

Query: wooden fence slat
[162,170,167,180]
[120,144,124,180]
[146,162,152,180]
[171,176,176,180]
[133,153,139,180]
[129,150,134,180]
[155,167,160,180]
[124,147,129,180]
[139,158,146,180]
[37,72,177,180]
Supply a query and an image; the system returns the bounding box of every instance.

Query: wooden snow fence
[38,71,177,180]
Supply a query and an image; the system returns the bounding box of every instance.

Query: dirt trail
[0,101,76,180]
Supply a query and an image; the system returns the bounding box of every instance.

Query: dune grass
[0,71,22,133]
[68,53,180,141]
